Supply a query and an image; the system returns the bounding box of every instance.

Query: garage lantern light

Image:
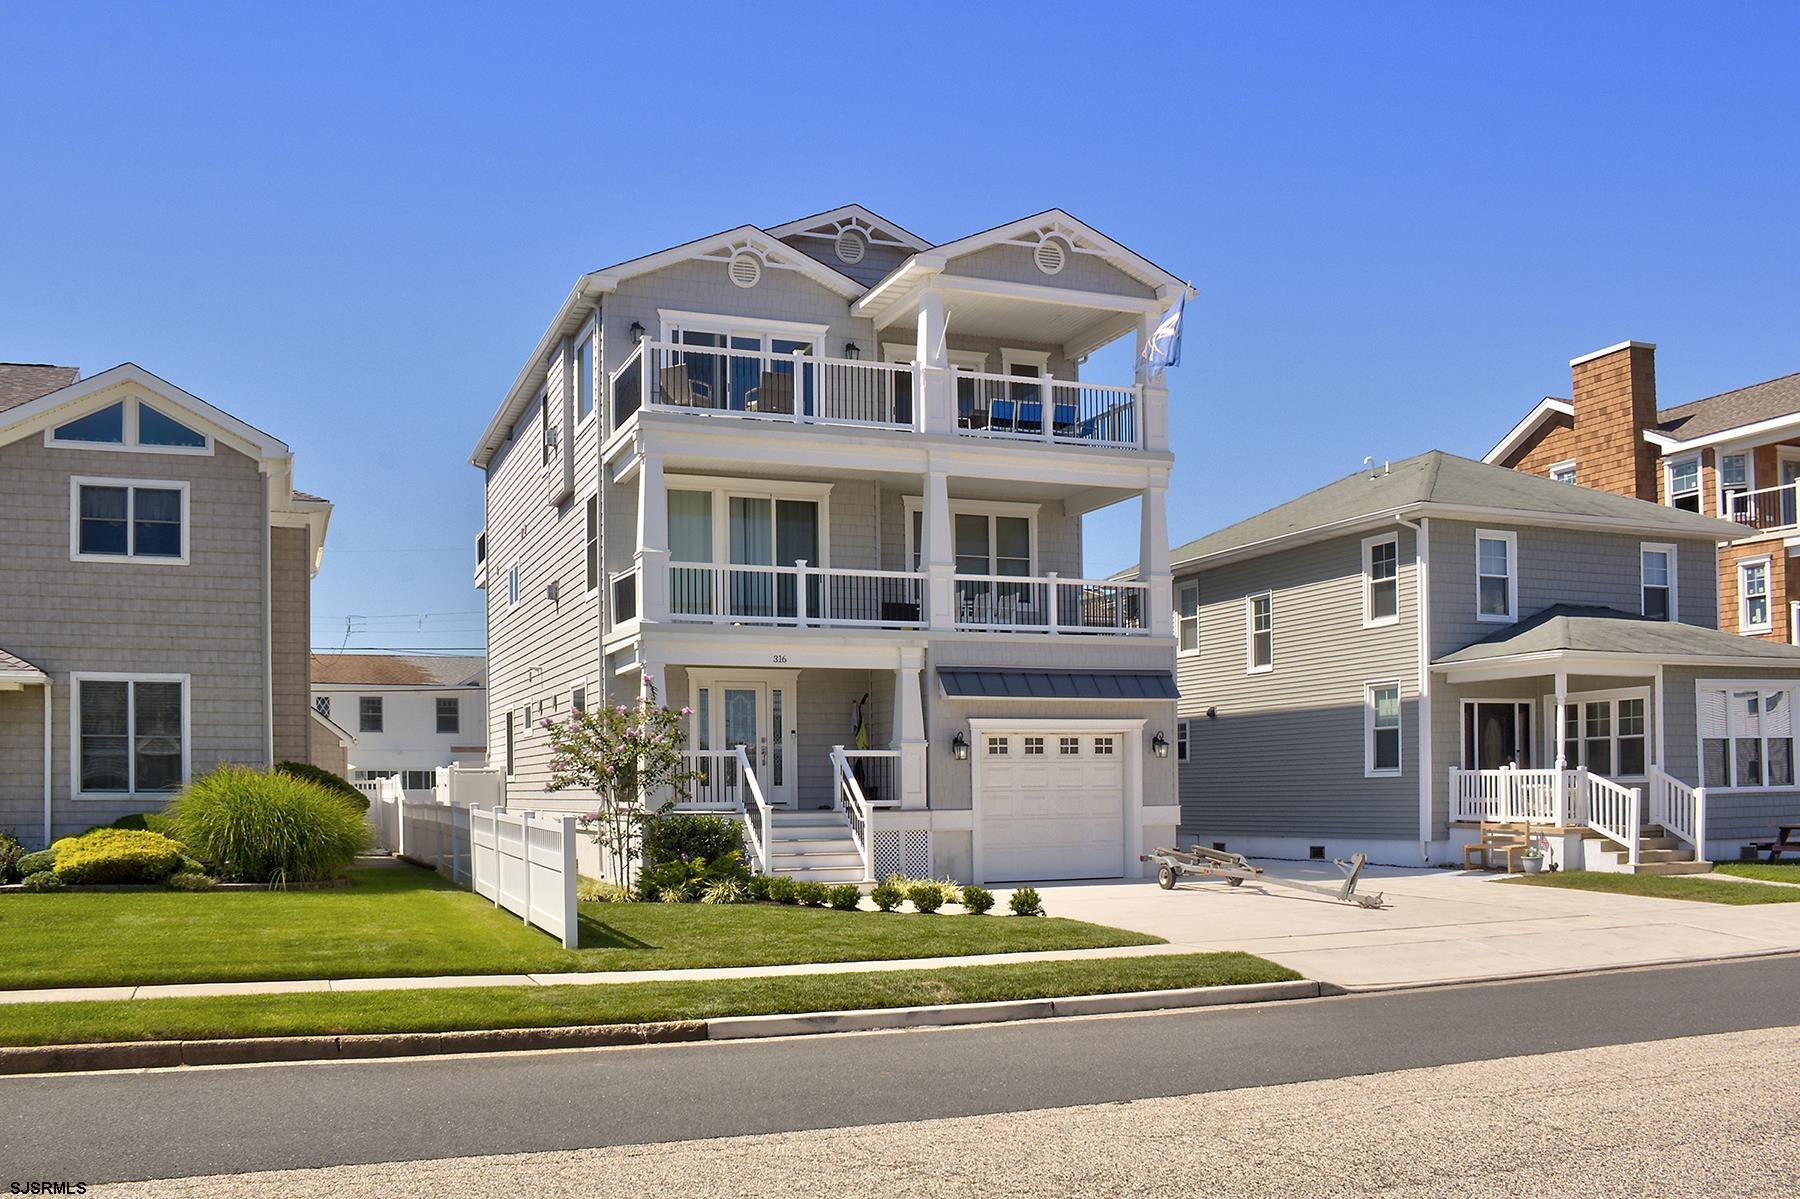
[1152,731,1170,758]
[951,732,969,761]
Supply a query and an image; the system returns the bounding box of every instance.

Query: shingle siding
[270,524,312,764]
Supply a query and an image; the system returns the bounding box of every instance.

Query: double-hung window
[573,334,595,422]
[1667,457,1701,512]
[436,697,460,735]
[75,675,186,795]
[1363,534,1399,626]
[1701,686,1795,789]
[1641,544,1676,621]
[1475,530,1517,622]
[72,479,187,563]
[1176,720,1189,762]
[507,564,522,609]
[585,495,599,593]
[1718,453,1750,519]
[1365,683,1401,776]
[1548,460,1577,485]
[360,696,384,733]
[1247,592,1273,672]
[1739,557,1772,633]
[1176,581,1200,655]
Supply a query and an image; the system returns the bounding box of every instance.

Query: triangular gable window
[139,403,207,448]
[54,402,125,444]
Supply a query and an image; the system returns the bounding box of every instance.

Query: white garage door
[978,730,1125,881]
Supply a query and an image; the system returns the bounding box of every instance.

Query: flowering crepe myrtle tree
[544,674,696,886]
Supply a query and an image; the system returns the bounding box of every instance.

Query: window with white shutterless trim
[584,495,599,593]
[1365,682,1401,777]
[1666,456,1701,512]
[1548,460,1577,485]
[1475,530,1517,623]
[573,333,595,423]
[1176,580,1199,655]
[1641,543,1676,621]
[1363,533,1399,627]
[507,563,521,609]
[1700,685,1795,789]
[70,478,189,565]
[1739,556,1772,633]
[1718,452,1750,518]
[72,674,188,796]
[48,399,210,454]
[1246,592,1272,672]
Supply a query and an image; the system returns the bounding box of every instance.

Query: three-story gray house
[0,362,330,849]
[1171,450,1800,871]
[470,206,1191,884]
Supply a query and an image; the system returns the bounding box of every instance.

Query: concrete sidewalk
[1015,863,1800,990]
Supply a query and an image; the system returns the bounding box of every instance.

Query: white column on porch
[894,649,928,810]
[1552,670,1568,825]
[914,289,954,435]
[923,467,956,631]
[1134,302,1173,453]
[635,450,669,623]
[1139,483,1172,637]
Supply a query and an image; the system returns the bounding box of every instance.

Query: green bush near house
[168,765,369,885]
[869,882,903,911]
[274,761,369,812]
[792,880,829,908]
[765,876,799,905]
[826,884,861,911]
[15,849,56,879]
[50,828,188,885]
[0,833,23,885]
[19,871,63,893]
[907,882,944,914]
[961,885,995,915]
[1009,886,1045,917]
[108,811,180,837]
[641,813,745,869]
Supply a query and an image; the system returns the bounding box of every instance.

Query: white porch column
[635,450,669,624]
[1552,670,1568,825]
[915,290,954,435]
[924,468,955,631]
[1134,306,1171,453]
[1139,484,1172,636]
[894,649,928,810]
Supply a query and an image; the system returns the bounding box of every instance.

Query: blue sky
[6,2,1797,653]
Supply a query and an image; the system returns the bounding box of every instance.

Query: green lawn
[0,865,1160,990]
[0,953,1296,1047]
[1502,871,1800,904]
[1714,861,1800,885]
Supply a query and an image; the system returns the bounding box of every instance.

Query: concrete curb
[0,981,1323,1076]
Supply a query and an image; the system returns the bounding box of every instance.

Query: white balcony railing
[953,370,1141,449]
[670,562,927,630]
[1728,482,1800,533]
[952,574,1150,634]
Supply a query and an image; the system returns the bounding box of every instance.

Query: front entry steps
[764,810,866,883]
[1598,824,1712,876]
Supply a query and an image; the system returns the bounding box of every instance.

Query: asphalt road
[4,954,1797,1186]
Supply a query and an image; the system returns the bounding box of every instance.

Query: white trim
[1410,515,1433,848]
[44,396,215,456]
[1551,686,1653,780]
[1482,397,1573,465]
[1652,409,1800,454]
[572,323,598,429]
[1715,449,1753,519]
[1361,532,1400,628]
[666,477,835,572]
[1693,678,1799,793]
[1547,459,1577,485]
[0,363,288,461]
[1245,591,1273,673]
[1175,578,1200,657]
[1457,698,1537,769]
[686,668,801,808]
[1474,529,1518,624]
[1738,554,1773,633]
[763,204,933,252]
[1364,680,1402,778]
[583,491,600,594]
[68,476,191,566]
[656,308,833,345]
[1665,454,1703,512]
[1570,340,1655,368]
[68,672,192,800]
[898,209,1188,295]
[900,495,1040,575]
[881,342,988,370]
[1640,542,1679,622]
[1176,718,1189,762]
[999,347,1052,376]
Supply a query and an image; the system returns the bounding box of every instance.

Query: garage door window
[987,736,1009,755]
[1059,736,1080,755]
[1094,737,1114,755]
[1023,736,1045,755]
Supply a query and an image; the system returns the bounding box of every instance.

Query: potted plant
[1520,842,1545,874]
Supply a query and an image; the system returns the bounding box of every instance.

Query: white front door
[692,674,797,808]
[977,729,1126,881]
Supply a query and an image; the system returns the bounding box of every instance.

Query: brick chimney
[1569,340,1659,501]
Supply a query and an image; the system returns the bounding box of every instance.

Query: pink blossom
[642,672,655,684]
[680,706,693,716]
[539,719,552,729]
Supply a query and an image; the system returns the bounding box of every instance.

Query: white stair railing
[678,747,771,873]
[735,745,773,876]
[830,746,875,882]
[1648,766,1706,855]
[1582,772,1641,868]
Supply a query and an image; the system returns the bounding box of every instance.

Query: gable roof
[918,209,1186,294]
[1653,371,1800,444]
[0,362,291,460]
[1172,450,1748,568]
[1435,604,1800,669]
[0,646,48,683]
[1482,397,1572,464]
[0,364,79,412]
[764,204,933,252]
[309,705,357,745]
[310,653,486,688]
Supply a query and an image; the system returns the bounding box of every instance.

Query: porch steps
[1598,824,1712,876]
[764,811,868,883]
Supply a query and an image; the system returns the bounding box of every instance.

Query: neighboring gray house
[470,205,1191,884]
[0,362,330,849]
[1171,450,1800,871]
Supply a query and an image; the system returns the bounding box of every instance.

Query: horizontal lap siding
[1662,664,1800,842]
[1178,527,1420,841]
[0,690,45,841]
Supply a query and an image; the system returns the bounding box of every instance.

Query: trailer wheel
[1226,876,1243,887]
[1158,864,1177,890]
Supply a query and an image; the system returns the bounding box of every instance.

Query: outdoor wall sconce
[951,732,969,761]
[628,321,645,344]
[1152,731,1170,758]
[844,341,861,359]
[1206,706,1218,720]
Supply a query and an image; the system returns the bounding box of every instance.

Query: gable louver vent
[728,253,762,288]
[1034,237,1067,276]
[835,228,867,264]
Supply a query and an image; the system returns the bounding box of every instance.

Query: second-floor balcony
[609,340,1144,451]
[1729,481,1800,534]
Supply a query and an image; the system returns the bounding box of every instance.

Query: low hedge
[48,828,187,885]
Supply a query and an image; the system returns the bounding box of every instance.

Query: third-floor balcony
[609,339,1145,451]
[1728,481,1800,534]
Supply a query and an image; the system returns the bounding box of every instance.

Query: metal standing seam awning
[937,667,1179,700]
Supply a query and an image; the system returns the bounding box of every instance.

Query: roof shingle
[310,654,485,687]
[0,364,79,412]
[1655,372,1800,443]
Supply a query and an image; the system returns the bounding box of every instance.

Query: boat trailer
[1139,846,1385,909]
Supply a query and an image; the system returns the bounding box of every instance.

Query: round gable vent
[835,228,867,265]
[728,252,763,289]
[1034,237,1068,276]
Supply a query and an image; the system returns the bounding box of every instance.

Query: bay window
[1701,685,1795,789]
[75,675,186,795]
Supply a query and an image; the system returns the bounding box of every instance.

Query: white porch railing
[670,562,927,630]
[1649,765,1707,854]
[1581,773,1641,868]
[613,341,915,429]
[952,368,1141,449]
[678,747,772,873]
[1449,768,1570,824]
[829,747,884,883]
[953,573,1150,634]
[1728,481,1800,533]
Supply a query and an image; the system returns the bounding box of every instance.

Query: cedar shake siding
[1501,409,1577,478]
[1566,343,1660,501]
[270,524,313,763]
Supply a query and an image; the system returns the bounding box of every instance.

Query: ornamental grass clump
[168,765,369,886]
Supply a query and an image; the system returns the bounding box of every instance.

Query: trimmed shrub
[166,871,216,892]
[634,849,747,902]
[642,813,745,870]
[792,880,829,908]
[1009,886,1045,917]
[108,811,179,836]
[0,833,23,885]
[869,883,903,912]
[20,870,64,892]
[826,883,861,911]
[907,882,944,914]
[961,885,995,915]
[765,876,799,905]
[168,765,370,885]
[53,828,187,884]
[745,873,773,902]
[16,849,55,878]
[275,762,368,812]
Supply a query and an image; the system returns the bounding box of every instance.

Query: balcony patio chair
[745,371,795,416]
[656,363,714,409]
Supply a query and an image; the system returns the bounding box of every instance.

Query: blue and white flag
[1141,296,1185,378]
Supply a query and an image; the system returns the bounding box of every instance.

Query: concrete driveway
[1014,863,1800,990]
